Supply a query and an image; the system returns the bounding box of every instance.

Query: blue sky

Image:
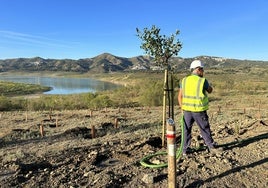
[0,0,268,61]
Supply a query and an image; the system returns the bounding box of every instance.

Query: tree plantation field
[0,67,267,187]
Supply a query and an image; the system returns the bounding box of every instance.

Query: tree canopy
[136,25,182,68]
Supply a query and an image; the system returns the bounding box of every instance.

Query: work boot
[183,147,194,155]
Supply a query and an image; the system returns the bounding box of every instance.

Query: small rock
[83,172,89,177]
[142,174,154,184]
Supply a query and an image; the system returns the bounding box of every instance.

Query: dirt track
[0,98,267,187]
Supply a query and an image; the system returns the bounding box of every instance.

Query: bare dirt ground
[0,95,267,188]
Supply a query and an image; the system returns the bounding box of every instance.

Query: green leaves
[136,25,182,67]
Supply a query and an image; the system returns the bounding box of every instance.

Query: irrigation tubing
[140,115,185,168]
[140,114,264,168]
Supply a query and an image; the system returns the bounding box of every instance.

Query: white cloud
[0,30,75,48]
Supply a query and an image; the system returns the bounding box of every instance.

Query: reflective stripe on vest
[181,75,209,112]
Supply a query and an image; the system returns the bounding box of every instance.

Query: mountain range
[0,53,267,73]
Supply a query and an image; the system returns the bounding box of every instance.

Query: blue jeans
[183,111,215,153]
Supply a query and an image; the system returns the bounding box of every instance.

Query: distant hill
[0,53,267,73]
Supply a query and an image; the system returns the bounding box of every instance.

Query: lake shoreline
[0,71,130,86]
[0,71,124,96]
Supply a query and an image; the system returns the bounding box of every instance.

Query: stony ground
[0,95,267,188]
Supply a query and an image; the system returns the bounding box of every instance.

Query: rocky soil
[0,96,267,188]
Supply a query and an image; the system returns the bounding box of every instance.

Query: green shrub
[139,80,163,106]
[0,96,11,111]
[89,95,113,109]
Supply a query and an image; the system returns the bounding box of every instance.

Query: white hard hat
[190,60,204,69]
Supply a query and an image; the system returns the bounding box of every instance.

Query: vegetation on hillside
[0,53,267,73]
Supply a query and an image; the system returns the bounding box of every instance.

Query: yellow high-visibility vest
[181,75,209,112]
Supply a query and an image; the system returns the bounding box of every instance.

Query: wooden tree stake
[40,122,44,137]
[114,118,118,128]
[91,125,96,138]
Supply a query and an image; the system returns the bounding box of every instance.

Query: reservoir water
[0,75,121,94]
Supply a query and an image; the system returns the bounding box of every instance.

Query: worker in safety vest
[178,60,222,155]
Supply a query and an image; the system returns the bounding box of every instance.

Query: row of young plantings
[0,78,180,111]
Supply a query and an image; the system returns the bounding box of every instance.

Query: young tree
[136,25,182,146]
